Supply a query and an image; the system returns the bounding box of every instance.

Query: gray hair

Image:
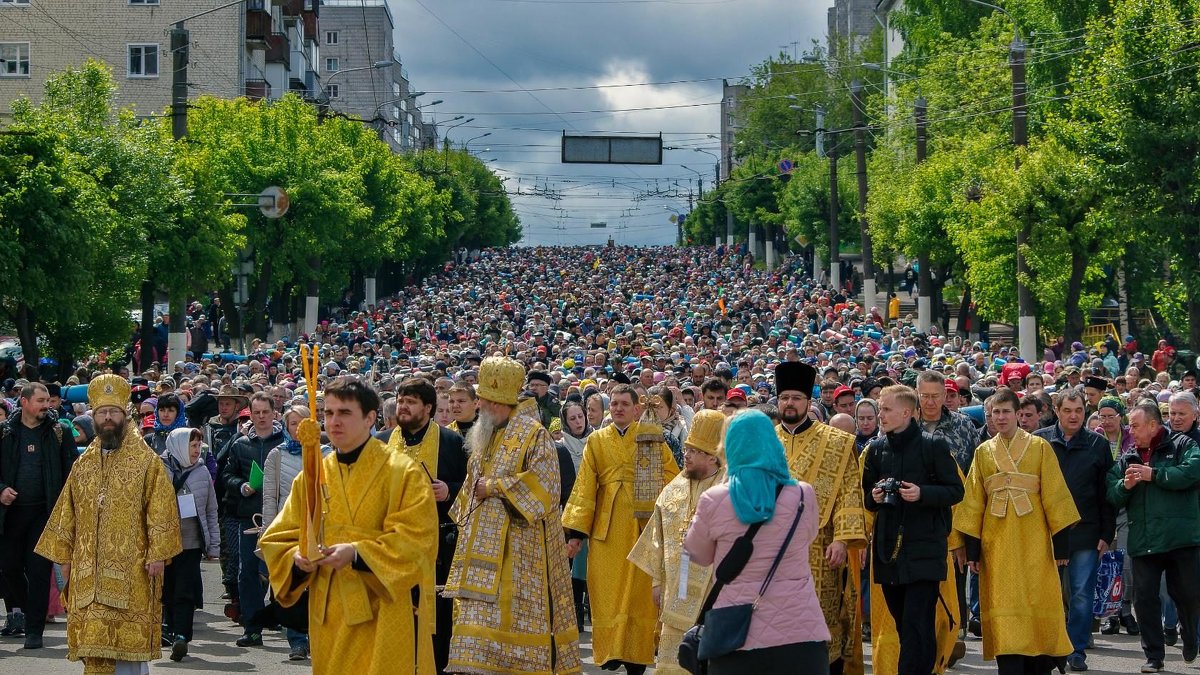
[1170,391,1200,412]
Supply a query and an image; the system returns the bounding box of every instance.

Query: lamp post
[464,132,491,153]
[319,60,394,119]
[962,0,1033,361]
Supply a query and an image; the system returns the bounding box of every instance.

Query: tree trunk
[250,259,273,340]
[349,267,364,308]
[15,302,39,379]
[917,251,932,331]
[218,284,242,354]
[1063,246,1089,347]
[958,283,973,339]
[1189,295,1200,353]
[138,280,156,373]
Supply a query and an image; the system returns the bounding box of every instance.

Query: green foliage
[3,61,156,366]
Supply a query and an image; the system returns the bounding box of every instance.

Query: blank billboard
[562,134,663,164]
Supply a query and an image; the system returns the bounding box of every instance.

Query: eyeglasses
[917,393,943,400]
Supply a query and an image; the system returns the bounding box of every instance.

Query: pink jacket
[684,482,829,651]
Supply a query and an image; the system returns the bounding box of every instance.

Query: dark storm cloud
[388,0,832,245]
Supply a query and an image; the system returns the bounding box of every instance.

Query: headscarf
[558,401,592,471]
[280,419,304,456]
[165,427,198,469]
[155,399,187,433]
[724,410,796,524]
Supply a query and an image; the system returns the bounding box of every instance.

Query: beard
[466,409,499,456]
[684,466,709,480]
[97,419,128,447]
[779,405,806,425]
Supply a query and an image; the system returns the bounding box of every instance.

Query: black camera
[875,477,903,507]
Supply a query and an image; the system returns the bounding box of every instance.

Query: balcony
[265,33,288,64]
[245,79,271,101]
[246,8,272,44]
[302,12,318,42]
[281,0,303,16]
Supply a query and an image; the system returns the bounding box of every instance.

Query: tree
[4,61,161,376]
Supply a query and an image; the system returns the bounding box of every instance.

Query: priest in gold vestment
[259,377,440,675]
[772,362,866,675]
[627,409,727,675]
[444,356,581,675]
[953,388,1079,675]
[563,384,679,674]
[35,374,182,675]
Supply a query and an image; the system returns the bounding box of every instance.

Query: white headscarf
[165,427,197,469]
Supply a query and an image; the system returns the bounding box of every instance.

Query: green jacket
[1107,429,1200,557]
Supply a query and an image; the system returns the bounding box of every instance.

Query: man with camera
[861,385,964,675]
[1107,401,1200,674]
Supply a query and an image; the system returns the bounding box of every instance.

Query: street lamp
[464,132,491,152]
[321,60,394,107]
[371,92,435,118]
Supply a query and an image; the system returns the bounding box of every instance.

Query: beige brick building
[0,0,320,121]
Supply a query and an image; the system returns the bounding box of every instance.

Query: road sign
[259,186,290,219]
[777,159,794,174]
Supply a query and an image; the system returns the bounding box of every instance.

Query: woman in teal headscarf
[724,409,797,524]
[684,410,829,674]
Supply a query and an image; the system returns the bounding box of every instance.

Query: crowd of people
[0,244,1199,675]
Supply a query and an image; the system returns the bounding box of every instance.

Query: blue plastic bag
[1094,549,1125,618]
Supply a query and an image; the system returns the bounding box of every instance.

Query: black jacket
[1035,424,1116,553]
[397,422,467,584]
[0,414,77,534]
[220,425,285,520]
[861,420,965,584]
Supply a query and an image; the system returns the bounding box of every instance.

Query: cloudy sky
[386,0,832,246]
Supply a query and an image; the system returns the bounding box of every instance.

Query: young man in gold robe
[953,387,1080,675]
[773,361,867,675]
[35,374,182,675]
[259,376,440,675]
[627,408,726,675]
[443,356,581,674]
[563,384,679,675]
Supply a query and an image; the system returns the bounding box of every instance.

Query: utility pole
[828,147,840,290]
[914,95,934,333]
[962,0,1035,360]
[851,80,874,311]
[162,23,191,367]
[1011,32,1035,362]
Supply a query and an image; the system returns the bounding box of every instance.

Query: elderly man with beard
[0,382,78,647]
[35,374,182,675]
[385,377,466,674]
[445,357,581,674]
[774,362,867,675]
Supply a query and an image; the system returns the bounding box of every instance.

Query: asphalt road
[0,560,1182,674]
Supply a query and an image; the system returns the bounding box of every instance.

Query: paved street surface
[0,560,1182,674]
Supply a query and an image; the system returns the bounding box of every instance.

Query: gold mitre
[684,409,727,459]
[477,356,525,405]
[89,373,131,412]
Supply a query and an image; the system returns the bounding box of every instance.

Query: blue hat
[725,410,796,525]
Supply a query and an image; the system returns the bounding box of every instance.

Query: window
[325,57,338,73]
[127,44,158,78]
[0,0,32,5]
[325,31,338,45]
[128,0,160,5]
[0,42,30,77]
[324,84,339,99]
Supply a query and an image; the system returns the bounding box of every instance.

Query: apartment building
[0,0,319,120]
[320,0,434,153]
